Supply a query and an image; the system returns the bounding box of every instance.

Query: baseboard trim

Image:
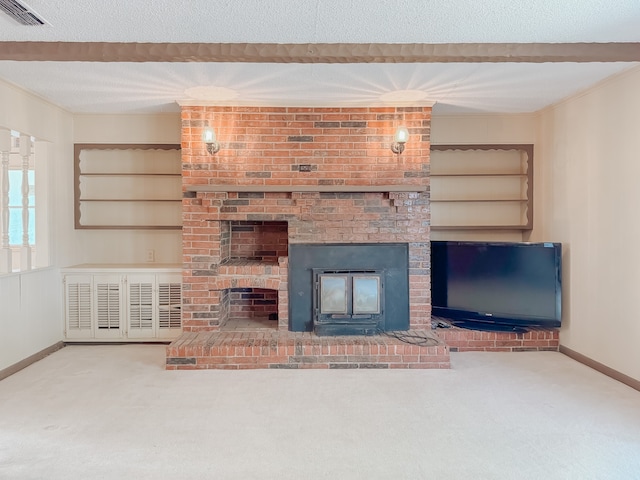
[0,341,65,381]
[559,344,640,392]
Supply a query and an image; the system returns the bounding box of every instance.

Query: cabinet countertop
[63,263,182,271]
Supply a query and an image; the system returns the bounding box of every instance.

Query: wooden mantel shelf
[185,185,427,193]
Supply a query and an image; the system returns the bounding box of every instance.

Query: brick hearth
[437,327,560,352]
[166,329,450,370]
[165,327,559,370]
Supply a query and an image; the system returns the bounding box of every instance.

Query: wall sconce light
[202,126,220,154]
[391,126,409,154]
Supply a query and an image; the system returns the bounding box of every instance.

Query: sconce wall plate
[206,142,220,154]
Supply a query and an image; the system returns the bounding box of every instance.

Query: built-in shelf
[74,144,182,229]
[430,144,533,231]
[185,185,427,193]
[430,173,528,177]
[433,199,526,203]
[80,199,180,202]
[80,173,179,177]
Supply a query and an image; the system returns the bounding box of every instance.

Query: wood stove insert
[289,243,409,334]
[313,270,385,336]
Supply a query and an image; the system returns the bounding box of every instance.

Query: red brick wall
[181,106,431,332]
[229,221,288,261]
[181,106,430,189]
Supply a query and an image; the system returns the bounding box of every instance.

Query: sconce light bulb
[202,126,220,154]
[394,126,409,144]
[202,126,216,144]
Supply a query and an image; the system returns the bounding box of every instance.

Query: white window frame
[0,129,47,273]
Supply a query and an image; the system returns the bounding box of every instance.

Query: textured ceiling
[0,0,638,114]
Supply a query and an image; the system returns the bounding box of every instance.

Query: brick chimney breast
[180,106,431,332]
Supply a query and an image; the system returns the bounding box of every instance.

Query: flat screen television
[431,241,562,332]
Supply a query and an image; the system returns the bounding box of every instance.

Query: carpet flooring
[1,345,639,479]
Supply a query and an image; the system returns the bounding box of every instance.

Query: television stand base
[433,317,530,334]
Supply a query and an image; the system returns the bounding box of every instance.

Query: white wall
[0,80,73,370]
[0,268,62,371]
[430,113,538,242]
[431,114,537,145]
[537,66,640,381]
[74,114,180,144]
[0,84,184,370]
[71,114,182,265]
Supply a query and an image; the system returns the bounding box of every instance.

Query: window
[1,130,38,273]
[8,169,35,245]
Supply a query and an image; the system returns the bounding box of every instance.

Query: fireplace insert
[289,243,409,335]
[313,270,384,336]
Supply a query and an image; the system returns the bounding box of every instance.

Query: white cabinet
[63,266,182,342]
[64,274,94,339]
[127,273,182,340]
[156,280,182,337]
[127,274,155,339]
[94,274,125,339]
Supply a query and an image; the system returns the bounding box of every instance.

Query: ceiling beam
[0,42,639,63]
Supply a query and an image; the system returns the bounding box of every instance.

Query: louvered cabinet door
[127,274,156,338]
[64,274,94,339]
[157,273,182,339]
[93,274,124,339]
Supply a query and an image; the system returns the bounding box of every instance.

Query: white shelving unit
[430,145,533,230]
[63,265,182,342]
[74,144,182,229]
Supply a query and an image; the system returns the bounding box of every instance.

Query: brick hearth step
[166,330,450,370]
[436,326,559,352]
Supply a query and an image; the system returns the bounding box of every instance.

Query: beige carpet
[1,345,639,479]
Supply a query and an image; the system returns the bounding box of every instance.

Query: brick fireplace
[165,104,560,369]
[167,104,446,369]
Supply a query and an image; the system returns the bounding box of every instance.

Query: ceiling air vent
[0,0,46,26]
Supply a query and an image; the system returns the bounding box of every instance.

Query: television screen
[431,241,562,330]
